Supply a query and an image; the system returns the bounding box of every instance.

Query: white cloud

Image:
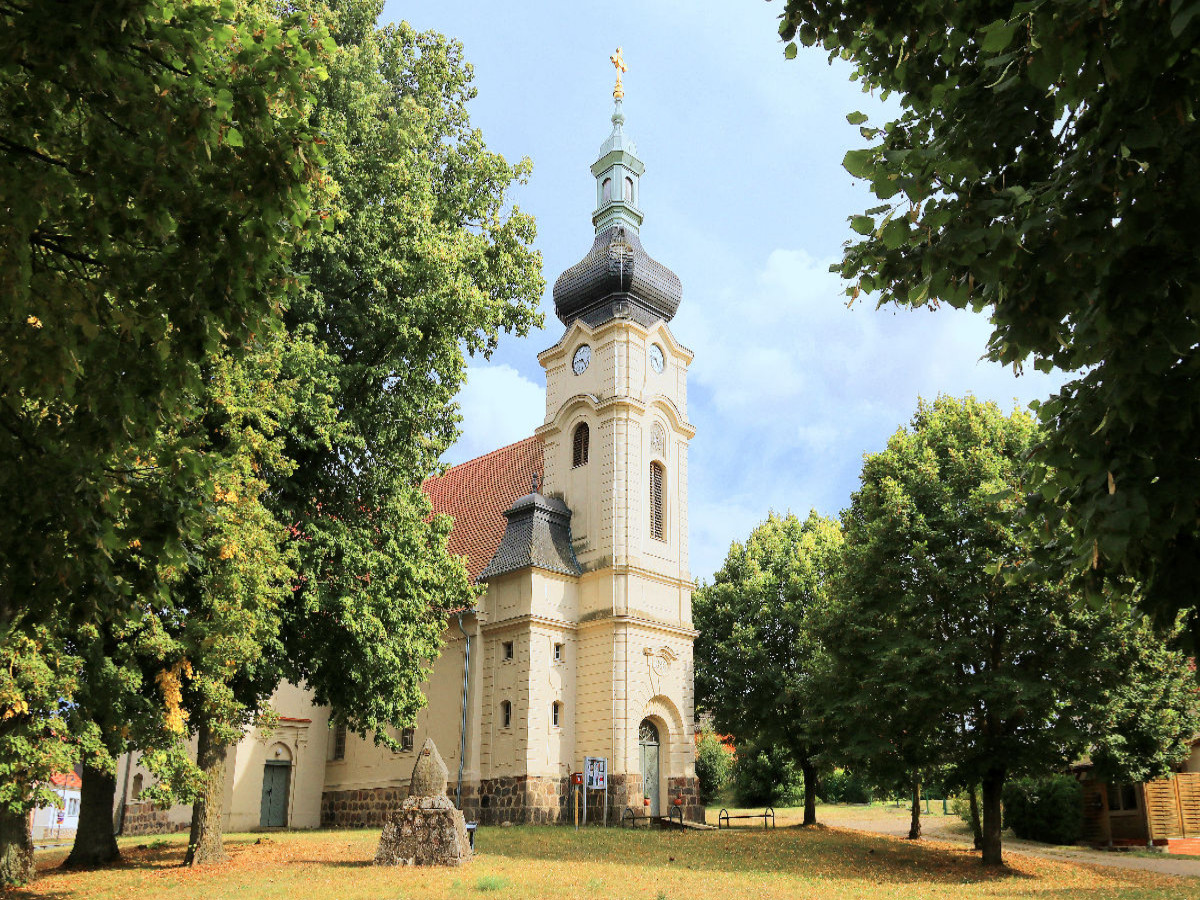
[684,247,1067,582]
[444,363,545,466]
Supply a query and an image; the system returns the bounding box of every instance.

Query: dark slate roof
[478,492,582,582]
[552,225,682,328]
[423,436,544,581]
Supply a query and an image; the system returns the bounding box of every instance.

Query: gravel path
[815,805,1200,879]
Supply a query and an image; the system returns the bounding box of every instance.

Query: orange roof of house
[50,771,82,791]
[424,436,543,581]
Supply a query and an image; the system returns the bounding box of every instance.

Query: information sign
[585,756,607,790]
[581,756,609,827]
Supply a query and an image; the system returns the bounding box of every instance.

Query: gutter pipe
[456,610,472,810]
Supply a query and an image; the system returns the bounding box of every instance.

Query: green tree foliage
[0,0,331,623]
[62,332,309,870]
[1003,776,1084,846]
[776,1,1200,634]
[0,0,333,884]
[730,739,803,808]
[818,768,873,805]
[694,511,843,825]
[828,395,1199,865]
[270,2,543,739]
[0,631,83,885]
[173,339,303,866]
[172,2,544,864]
[694,727,734,806]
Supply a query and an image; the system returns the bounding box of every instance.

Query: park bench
[717,807,775,830]
[465,821,477,849]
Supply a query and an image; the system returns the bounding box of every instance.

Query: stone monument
[374,738,472,867]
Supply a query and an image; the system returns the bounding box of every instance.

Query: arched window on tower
[649,461,665,541]
[624,176,634,202]
[602,178,613,202]
[572,422,590,468]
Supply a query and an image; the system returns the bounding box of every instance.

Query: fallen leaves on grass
[20,825,1197,900]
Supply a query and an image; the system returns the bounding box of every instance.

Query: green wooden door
[260,762,290,828]
[639,720,660,818]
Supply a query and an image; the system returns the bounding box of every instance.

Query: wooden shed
[1080,741,1200,854]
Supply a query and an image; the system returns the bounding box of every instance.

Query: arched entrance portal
[260,744,292,828]
[639,720,661,817]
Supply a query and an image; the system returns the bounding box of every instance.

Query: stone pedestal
[374,794,471,867]
[374,737,471,867]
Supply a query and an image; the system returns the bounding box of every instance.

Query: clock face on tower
[572,344,591,375]
[649,344,665,374]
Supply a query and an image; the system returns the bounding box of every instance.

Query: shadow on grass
[476,824,1038,886]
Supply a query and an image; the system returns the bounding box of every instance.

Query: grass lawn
[17,821,1196,900]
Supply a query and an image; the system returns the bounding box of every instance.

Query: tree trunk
[184,718,229,866]
[63,763,120,868]
[980,771,1005,867]
[908,779,922,840]
[800,760,818,826]
[0,805,34,887]
[967,784,983,849]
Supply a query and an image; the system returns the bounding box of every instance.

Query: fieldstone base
[374,794,471,867]
[323,773,705,829]
[322,787,408,828]
[668,776,704,824]
[475,775,571,825]
[604,773,641,824]
[121,802,187,836]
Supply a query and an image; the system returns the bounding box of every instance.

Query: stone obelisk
[374,738,472,866]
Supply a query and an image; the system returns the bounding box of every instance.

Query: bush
[949,790,975,827]
[694,727,734,805]
[819,768,874,804]
[731,742,803,807]
[1002,775,1084,845]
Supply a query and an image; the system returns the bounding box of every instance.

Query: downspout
[456,610,472,810]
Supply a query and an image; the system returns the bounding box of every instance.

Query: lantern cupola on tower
[552,48,682,329]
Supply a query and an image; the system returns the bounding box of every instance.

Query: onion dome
[552,99,682,328]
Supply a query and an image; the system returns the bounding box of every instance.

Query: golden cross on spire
[610,47,626,100]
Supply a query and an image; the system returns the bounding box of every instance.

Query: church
[118,61,701,835]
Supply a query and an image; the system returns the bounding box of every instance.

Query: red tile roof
[49,771,82,791]
[424,436,543,582]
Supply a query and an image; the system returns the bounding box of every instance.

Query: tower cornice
[538,318,694,367]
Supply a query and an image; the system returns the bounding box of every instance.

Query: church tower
[536,51,699,821]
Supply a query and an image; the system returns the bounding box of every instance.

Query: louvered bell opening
[650,461,664,541]
[573,422,590,468]
[333,722,347,761]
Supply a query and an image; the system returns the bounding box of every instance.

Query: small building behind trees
[1080,740,1200,852]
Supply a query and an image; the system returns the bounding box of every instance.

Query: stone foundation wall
[324,777,572,828]
[604,773,642,824]
[668,776,704,824]
[474,776,570,826]
[321,787,409,828]
[121,801,187,836]
[321,774,703,829]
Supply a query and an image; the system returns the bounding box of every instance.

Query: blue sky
[382,1,1065,584]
